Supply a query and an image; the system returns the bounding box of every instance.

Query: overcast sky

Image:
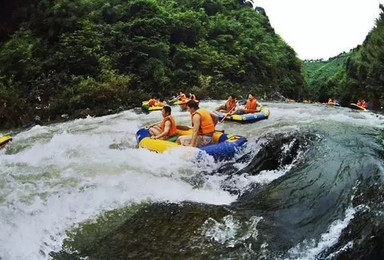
[251,0,383,60]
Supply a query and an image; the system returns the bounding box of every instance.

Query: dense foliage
[303,6,384,109]
[302,53,349,102]
[345,7,384,109]
[0,0,305,129]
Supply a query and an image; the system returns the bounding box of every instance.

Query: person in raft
[177,100,219,147]
[233,93,261,114]
[148,96,157,106]
[148,106,177,140]
[215,95,237,113]
[357,99,367,108]
[155,98,165,107]
[178,91,187,101]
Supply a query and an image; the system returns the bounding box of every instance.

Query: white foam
[0,106,241,258]
[201,215,263,248]
[287,207,357,260]
[1,101,380,259]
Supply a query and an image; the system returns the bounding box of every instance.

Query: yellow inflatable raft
[215,106,270,123]
[136,126,247,159]
[0,135,12,149]
[142,101,164,112]
[350,103,367,111]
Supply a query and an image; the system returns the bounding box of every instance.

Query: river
[1,101,383,259]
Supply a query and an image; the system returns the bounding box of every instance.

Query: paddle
[168,96,178,104]
[220,106,236,123]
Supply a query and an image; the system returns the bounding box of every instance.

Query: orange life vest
[245,99,257,110]
[225,101,236,112]
[179,94,187,101]
[148,99,156,106]
[155,101,164,107]
[160,115,177,137]
[191,109,215,135]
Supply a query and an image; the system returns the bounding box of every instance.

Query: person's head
[248,93,255,100]
[159,98,164,102]
[186,100,199,113]
[162,106,171,117]
[228,95,236,102]
[179,91,184,95]
[150,95,155,99]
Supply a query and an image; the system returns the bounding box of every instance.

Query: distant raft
[350,103,367,111]
[325,102,340,107]
[0,135,12,149]
[172,99,199,109]
[141,101,163,112]
[136,126,247,159]
[215,106,270,123]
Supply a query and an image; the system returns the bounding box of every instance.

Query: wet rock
[219,131,314,177]
[320,174,384,260]
[53,203,231,259]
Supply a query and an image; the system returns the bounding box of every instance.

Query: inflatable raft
[136,126,247,159]
[215,107,270,123]
[325,102,340,106]
[141,101,163,112]
[0,135,12,149]
[173,99,199,109]
[172,100,185,105]
[350,103,367,111]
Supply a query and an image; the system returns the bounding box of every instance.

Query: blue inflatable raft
[215,106,270,123]
[136,126,247,159]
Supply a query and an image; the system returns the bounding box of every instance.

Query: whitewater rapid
[1,101,383,259]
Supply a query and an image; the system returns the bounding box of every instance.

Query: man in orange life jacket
[148,106,177,139]
[148,96,156,107]
[177,100,219,147]
[216,95,237,113]
[233,93,260,114]
[178,92,187,101]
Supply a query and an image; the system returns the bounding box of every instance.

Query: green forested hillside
[345,7,384,109]
[303,5,384,109]
[303,54,349,102]
[0,0,305,129]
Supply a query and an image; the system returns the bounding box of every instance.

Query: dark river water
[1,101,383,259]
